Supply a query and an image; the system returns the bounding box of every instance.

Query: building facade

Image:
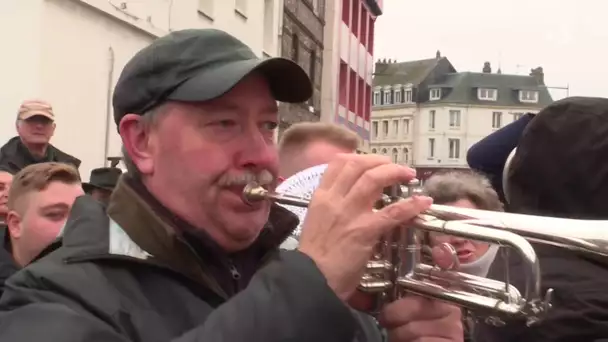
[370,56,553,181]
[320,0,383,152]
[1,0,282,180]
[277,0,326,138]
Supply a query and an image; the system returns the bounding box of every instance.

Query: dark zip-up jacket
[0,176,383,342]
[0,225,17,298]
[0,136,81,175]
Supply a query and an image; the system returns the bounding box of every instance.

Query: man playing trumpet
[0,29,462,342]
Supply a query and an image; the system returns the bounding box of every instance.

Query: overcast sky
[374,0,607,100]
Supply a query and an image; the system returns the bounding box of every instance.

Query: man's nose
[448,235,466,244]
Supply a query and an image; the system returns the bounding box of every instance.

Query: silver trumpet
[243,181,608,325]
[242,180,608,327]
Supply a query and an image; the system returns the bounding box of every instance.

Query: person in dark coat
[0,29,463,342]
[473,97,608,342]
[0,168,15,298]
[466,113,536,205]
[82,167,122,206]
[0,99,81,175]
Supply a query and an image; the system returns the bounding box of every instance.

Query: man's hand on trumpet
[297,153,430,300]
[297,154,463,341]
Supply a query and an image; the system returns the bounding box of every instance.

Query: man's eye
[263,122,278,130]
[45,212,66,221]
[215,120,236,127]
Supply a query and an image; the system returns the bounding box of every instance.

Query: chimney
[436,50,441,59]
[482,62,492,73]
[375,58,389,76]
[530,66,545,85]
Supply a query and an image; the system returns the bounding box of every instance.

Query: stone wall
[278,0,325,139]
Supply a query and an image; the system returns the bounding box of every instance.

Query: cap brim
[20,112,54,121]
[167,58,312,104]
[82,183,113,193]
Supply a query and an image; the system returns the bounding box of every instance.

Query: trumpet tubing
[242,182,566,326]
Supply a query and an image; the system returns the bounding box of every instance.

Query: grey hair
[121,103,169,178]
[423,170,504,212]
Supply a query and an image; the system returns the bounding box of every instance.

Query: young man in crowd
[0,99,80,175]
[4,162,83,267]
[278,122,361,180]
[0,29,462,342]
[278,122,385,341]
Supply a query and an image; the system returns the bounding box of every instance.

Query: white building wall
[0,0,281,181]
[413,105,541,168]
[369,106,415,165]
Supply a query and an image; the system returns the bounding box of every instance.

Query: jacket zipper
[227,259,242,292]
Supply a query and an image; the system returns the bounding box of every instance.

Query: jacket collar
[59,175,299,297]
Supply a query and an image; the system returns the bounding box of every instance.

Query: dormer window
[429,88,441,100]
[519,90,539,103]
[383,89,392,104]
[393,84,403,103]
[404,84,413,103]
[478,88,497,101]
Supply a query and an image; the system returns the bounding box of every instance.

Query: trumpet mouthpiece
[242,182,268,203]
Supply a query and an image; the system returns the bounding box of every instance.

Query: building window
[428,138,435,158]
[383,90,391,105]
[405,89,413,103]
[381,148,387,155]
[449,110,461,128]
[309,50,316,86]
[235,0,247,16]
[429,110,436,130]
[512,112,524,121]
[403,148,410,164]
[478,88,497,101]
[372,121,378,139]
[448,139,460,159]
[394,90,402,103]
[392,148,399,163]
[373,91,380,105]
[393,120,399,137]
[371,148,377,153]
[198,0,214,17]
[403,119,410,136]
[429,88,441,100]
[492,111,502,128]
[382,120,389,137]
[519,90,539,103]
[262,0,274,53]
[291,33,299,61]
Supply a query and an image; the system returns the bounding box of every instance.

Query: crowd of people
[0,27,606,342]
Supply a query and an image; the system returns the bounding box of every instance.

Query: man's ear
[6,210,22,240]
[119,114,154,175]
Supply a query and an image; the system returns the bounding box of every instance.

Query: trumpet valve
[358,273,393,293]
[365,260,393,273]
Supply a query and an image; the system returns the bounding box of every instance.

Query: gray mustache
[218,169,274,187]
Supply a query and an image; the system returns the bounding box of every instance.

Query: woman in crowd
[421,170,504,342]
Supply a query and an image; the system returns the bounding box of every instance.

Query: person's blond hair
[8,162,81,212]
[279,122,360,155]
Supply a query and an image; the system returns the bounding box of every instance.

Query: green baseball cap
[112,29,312,125]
